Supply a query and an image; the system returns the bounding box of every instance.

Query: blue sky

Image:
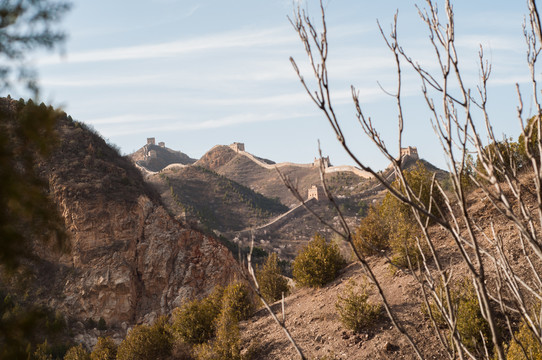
[29,0,534,170]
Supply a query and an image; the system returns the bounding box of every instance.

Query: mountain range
[2,97,446,353]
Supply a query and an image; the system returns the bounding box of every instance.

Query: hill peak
[130,137,196,172]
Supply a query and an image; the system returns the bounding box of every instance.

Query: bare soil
[241,258,447,359]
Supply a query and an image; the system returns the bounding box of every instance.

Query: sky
[25,0,537,170]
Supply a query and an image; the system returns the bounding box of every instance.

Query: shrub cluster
[90,337,117,360]
[191,282,254,360]
[353,205,388,256]
[292,233,346,288]
[256,252,290,303]
[354,162,440,268]
[171,286,225,345]
[335,279,382,333]
[116,316,173,360]
[505,320,542,359]
[63,344,90,360]
[170,282,254,360]
[422,278,491,358]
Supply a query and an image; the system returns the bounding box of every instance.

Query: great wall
[226,142,373,179]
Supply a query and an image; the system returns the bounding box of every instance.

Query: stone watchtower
[147,137,156,146]
[313,156,330,168]
[229,142,245,152]
[400,146,419,160]
[308,185,319,201]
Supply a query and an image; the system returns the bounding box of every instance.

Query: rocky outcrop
[28,108,239,333]
[48,193,237,327]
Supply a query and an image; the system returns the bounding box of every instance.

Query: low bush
[221,282,254,322]
[116,316,173,360]
[423,278,491,358]
[388,215,425,269]
[194,310,242,360]
[335,279,382,333]
[353,205,389,256]
[505,320,542,359]
[256,253,290,303]
[90,337,117,360]
[171,286,224,345]
[292,234,346,288]
[171,281,253,346]
[64,344,90,360]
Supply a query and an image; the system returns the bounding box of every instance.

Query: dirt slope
[240,179,534,359]
[146,165,288,232]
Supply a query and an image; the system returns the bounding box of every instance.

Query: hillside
[146,165,288,232]
[1,98,240,347]
[136,143,446,260]
[239,178,533,359]
[195,144,372,208]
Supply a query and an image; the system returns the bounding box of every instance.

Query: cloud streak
[96,111,314,137]
[39,27,296,65]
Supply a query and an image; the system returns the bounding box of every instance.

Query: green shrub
[292,234,346,288]
[387,215,426,269]
[63,344,90,360]
[90,337,117,360]
[256,253,290,303]
[382,162,445,223]
[335,279,382,333]
[175,282,253,360]
[353,205,389,256]
[517,115,540,169]
[171,286,224,345]
[423,278,491,358]
[505,320,542,360]
[116,316,173,360]
[221,282,254,322]
[194,310,242,360]
[476,139,523,183]
[378,163,441,268]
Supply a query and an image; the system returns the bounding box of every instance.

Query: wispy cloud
[98,111,314,136]
[184,4,199,18]
[41,74,165,88]
[39,27,296,65]
[88,114,178,125]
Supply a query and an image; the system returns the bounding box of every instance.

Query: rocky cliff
[12,101,241,339]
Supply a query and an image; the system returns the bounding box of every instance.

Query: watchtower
[308,185,319,201]
[158,142,165,148]
[400,146,418,159]
[313,156,330,168]
[230,142,245,152]
[147,137,156,146]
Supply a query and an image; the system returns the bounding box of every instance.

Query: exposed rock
[16,105,241,341]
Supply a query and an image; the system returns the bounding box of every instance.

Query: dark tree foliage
[0,98,67,272]
[0,0,70,93]
[0,3,69,357]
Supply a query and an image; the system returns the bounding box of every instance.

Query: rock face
[30,107,239,330]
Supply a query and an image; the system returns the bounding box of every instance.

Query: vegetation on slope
[157,165,288,232]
